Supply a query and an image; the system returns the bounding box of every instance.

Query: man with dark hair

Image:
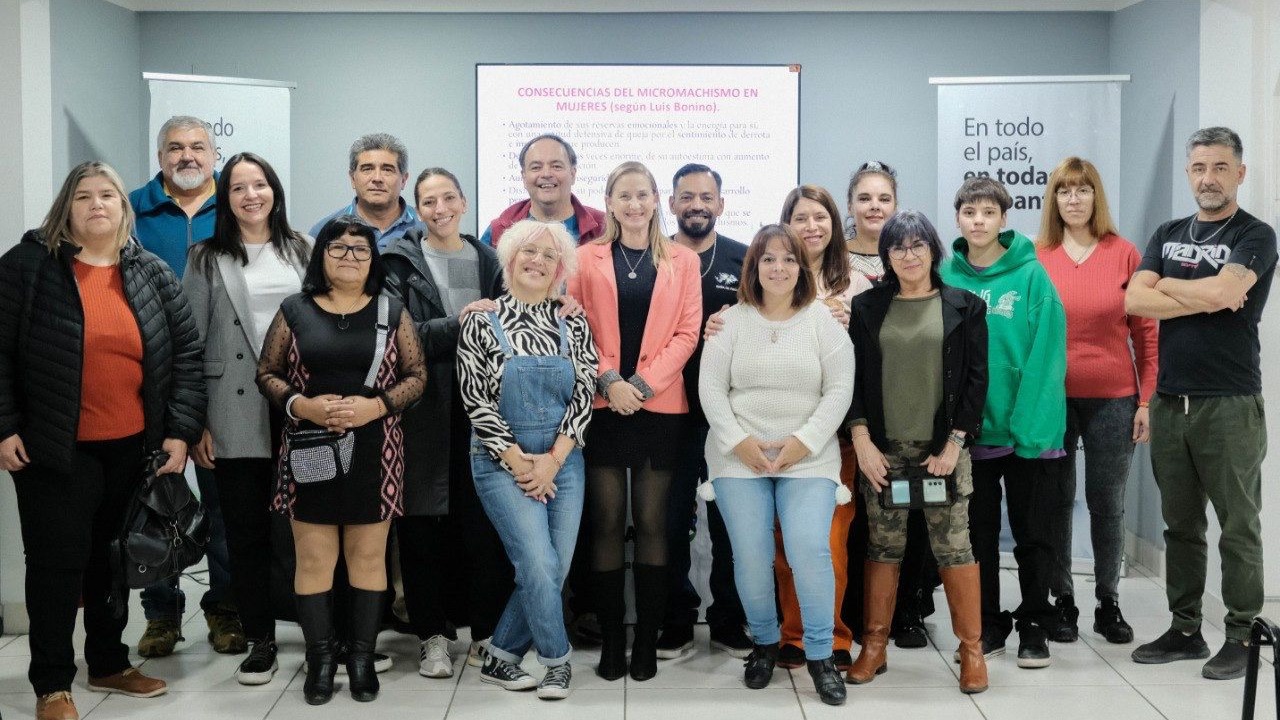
[656,163,751,660]
[311,132,423,249]
[481,134,605,247]
[129,114,245,660]
[1125,126,1276,680]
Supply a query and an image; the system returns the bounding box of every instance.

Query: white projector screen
[476,64,801,241]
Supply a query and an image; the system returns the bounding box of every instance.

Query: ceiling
[106,0,1142,12]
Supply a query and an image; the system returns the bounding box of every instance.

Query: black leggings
[587,459,671,571]
[215,457,276,640]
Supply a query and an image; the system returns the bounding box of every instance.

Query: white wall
[0,0,55,635]
[1198,0,1280,598]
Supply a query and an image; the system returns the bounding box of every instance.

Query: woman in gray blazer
[184,152,311,686]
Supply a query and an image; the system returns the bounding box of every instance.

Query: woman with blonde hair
[0,161,205,719]
[1035,157,1156,645]
[567,161,701,682]
[457,219,598,699]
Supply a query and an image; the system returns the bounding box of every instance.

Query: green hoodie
[940,230,1067,458]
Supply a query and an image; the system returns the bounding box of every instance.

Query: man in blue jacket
[128,114,244,658]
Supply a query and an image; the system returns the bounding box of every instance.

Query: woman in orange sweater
[1035,157,1157,645]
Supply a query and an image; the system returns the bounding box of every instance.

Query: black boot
[808,657,847,706]
[593,569,627,681]
[295,591,337,706]
[743,643,779,689]
[629,564,667,682]
[346,588,384,702]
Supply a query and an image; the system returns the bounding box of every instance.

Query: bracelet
[947,431,966,448]
[1138,401,1150,408]
[549,453,564,469]
[285,394,303,421]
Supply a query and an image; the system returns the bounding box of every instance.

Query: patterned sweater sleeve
[255,309,297,410]
[380,310,427,414]
[456,312,517,459]
[558,314,598,446]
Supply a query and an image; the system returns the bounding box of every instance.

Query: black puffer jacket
[0,230,206,472]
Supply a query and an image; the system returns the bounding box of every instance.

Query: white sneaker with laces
[419,635,453,678]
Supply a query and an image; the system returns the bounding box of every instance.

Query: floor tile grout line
[1079,634,1173,720]
[259,660,302,719]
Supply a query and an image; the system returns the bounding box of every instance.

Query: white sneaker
[419,635,453,678]
[467,638,491,668]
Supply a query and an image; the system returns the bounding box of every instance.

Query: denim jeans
[141,464,230,620]
[474,441,584,666]
[1050,396,1136,602]
[713,476,836,660]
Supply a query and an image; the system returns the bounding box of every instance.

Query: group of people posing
[0,117,1273,720]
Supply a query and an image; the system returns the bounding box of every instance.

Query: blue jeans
[474,442,584,667]
[713,476,836,660]
[141,464,231,620]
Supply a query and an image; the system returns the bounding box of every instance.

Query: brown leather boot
[846,560,899,684]
[941,563,989,694]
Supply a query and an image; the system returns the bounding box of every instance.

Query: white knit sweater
[698,301,854,485]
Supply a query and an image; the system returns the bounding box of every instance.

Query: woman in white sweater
[698,224,854,706]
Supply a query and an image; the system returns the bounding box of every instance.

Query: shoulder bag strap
[362,294,391,390]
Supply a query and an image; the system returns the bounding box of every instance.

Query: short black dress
[583,242,684,472]
[258,293,426,524]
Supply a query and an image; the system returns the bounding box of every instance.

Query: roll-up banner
[932,75,1128,568]
[931,76,1127,238]
[144,73,295,199]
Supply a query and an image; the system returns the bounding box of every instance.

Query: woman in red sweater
[1035,157,1157,646]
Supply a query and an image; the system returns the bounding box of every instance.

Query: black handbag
[107,450,211,617]
[876,464,956,510]
[282,295,389,485]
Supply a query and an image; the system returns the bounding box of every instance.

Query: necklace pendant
[770,329,779,343]
[628,271,637,280]
[337,317,350,331]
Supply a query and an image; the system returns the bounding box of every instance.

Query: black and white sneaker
[479,655,538,691]
[710,623,754,659]
[235,641,279,686]
[536,663,572,700]
[1017,622,1052,669]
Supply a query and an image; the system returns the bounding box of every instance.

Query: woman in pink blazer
[567,161,702,684]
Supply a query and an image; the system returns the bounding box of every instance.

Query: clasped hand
[606,380,644,415]
[298,393,384,433]
[732,435,809,476]
[855,435,958,491]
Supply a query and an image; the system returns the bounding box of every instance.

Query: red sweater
[1037,235,1158,400]
[74,260,145,441]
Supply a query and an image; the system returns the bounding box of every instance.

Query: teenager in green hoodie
[939,177,1068,670]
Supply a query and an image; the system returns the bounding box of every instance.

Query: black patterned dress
[257,293,426,524]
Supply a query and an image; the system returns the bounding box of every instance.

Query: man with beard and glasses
[480,134,605,247]
[1125,126,1276,681]
[655,163,751,660]
[310,133,423,249]
[128,115,245,658]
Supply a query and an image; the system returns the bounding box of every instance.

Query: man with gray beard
[129,115,245,659]
[130,115,221,278]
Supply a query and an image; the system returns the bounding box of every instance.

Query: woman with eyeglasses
[846,211,989,694]
[256,215,426,705]
[1035,158,1156,645]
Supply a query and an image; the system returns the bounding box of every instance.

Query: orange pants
[775,439,857,651]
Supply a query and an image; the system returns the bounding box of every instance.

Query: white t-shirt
[242,242,302,353]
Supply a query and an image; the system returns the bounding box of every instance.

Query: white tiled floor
[1,566,1276,719]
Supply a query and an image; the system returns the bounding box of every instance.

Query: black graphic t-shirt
[681,234,747,425]
[1137,208,1277,395]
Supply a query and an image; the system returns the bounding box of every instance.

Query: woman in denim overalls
[456,220,598,700]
